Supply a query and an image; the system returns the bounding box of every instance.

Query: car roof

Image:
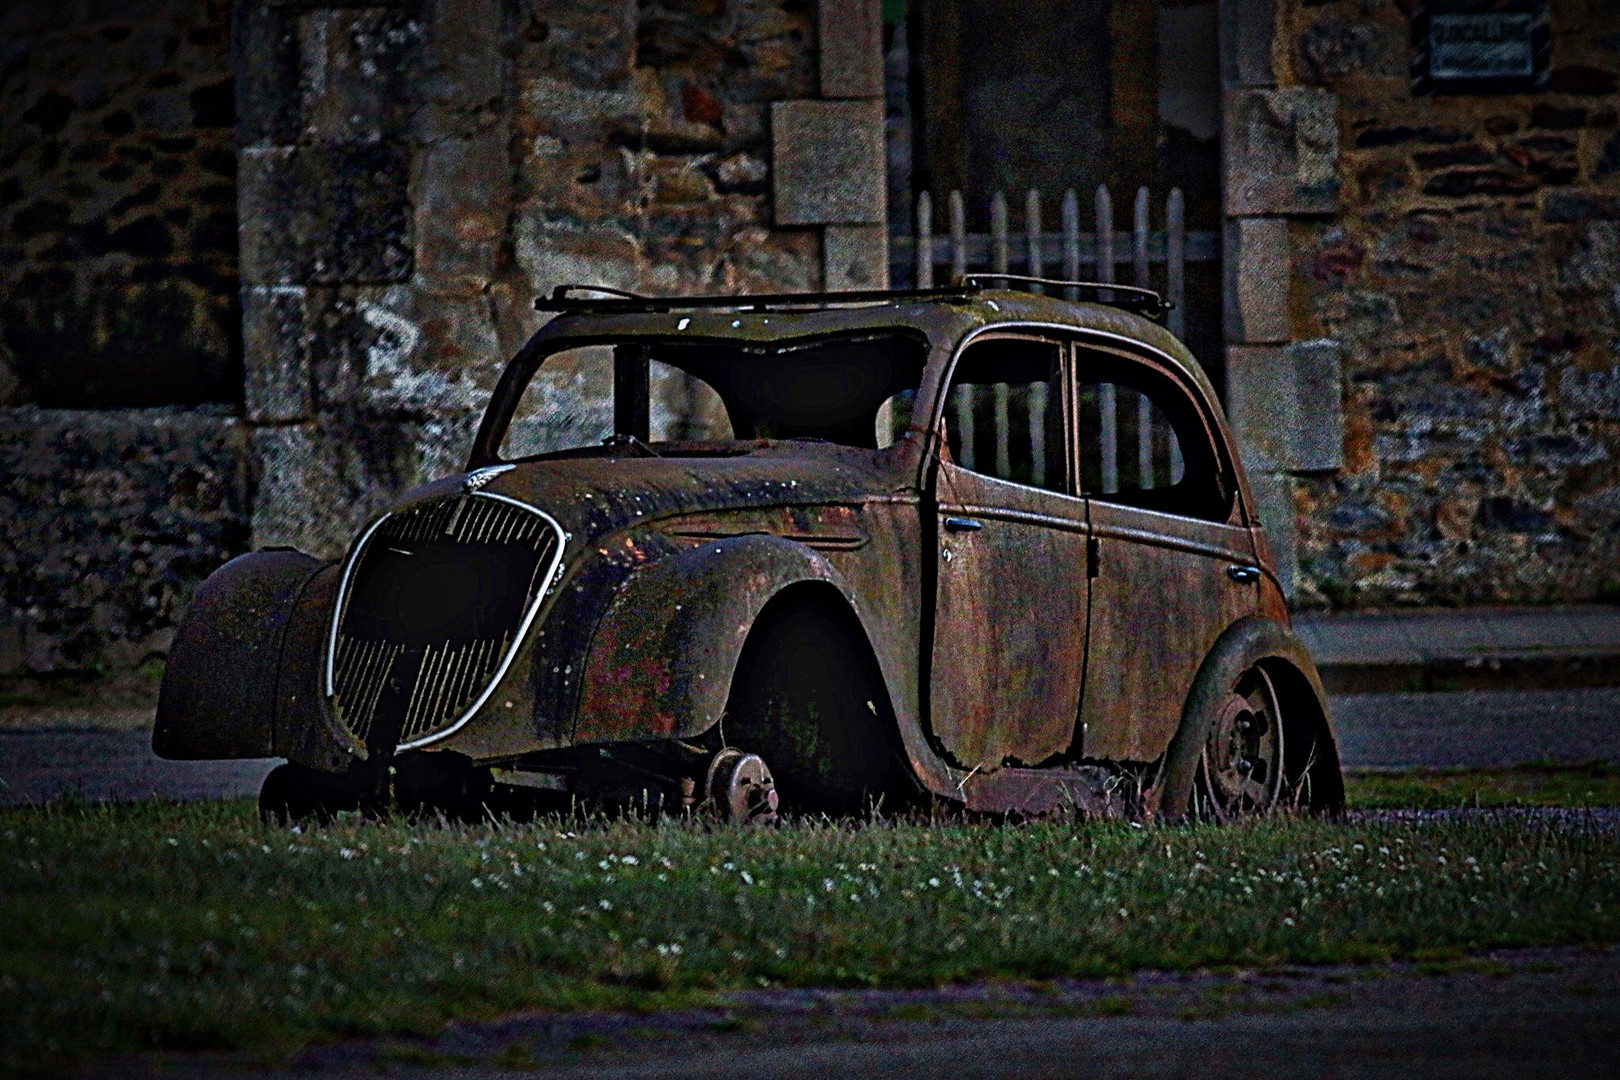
[526,289,1218,406]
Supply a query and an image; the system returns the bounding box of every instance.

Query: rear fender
[1147,615,1344,819]
[153,550,321,760]
[574,534,845,743]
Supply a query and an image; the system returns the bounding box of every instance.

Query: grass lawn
[1345,762,1620,810]
[3,800,1618,1075]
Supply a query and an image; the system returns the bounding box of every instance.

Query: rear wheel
[1193,663,1285,820]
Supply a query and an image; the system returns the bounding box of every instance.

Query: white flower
[621,855,638,866]
[740,870,754,885]
[599,899,613,911]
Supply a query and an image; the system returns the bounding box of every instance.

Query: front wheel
[1193,664,1284,820]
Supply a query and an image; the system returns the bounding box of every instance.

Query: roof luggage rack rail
[535,283,978,314]
[956,273,1170,315]
[534,276,1170,317]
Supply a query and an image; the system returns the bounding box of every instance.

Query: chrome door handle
[1226,564,1261,583]
[944,517,984,533]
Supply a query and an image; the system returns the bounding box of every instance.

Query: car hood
[385,440,923,551]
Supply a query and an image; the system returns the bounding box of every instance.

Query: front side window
[940,337,1067,494]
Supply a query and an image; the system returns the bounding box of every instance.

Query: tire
[723,592,907,815]
[1156,616,1344,821]
[258,763,357,825]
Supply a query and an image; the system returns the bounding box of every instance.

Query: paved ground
[1331,687,1620,769]
[1298,604,1620,692]
[4,687,1620,806]
[95,945,1620,1080]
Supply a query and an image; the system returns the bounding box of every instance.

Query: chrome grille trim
[323,491,567,752]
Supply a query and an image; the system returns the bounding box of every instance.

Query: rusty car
[154,276,1344,823]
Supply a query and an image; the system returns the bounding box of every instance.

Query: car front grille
[327,493,563,750]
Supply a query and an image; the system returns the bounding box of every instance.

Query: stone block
[818,0,883,99]
[1246,468,1298,599]
[297,8,423,142]
[418,0,509,137]
[1288,339,1346,473]
[239,143,413,285]
[1226,340,1345,477]
[232,0,303,146]
[1544,189,1620,223]
[242,286,312,422]
[1224,88,1340,216]
[413,133,509,292]
[771,99,885,226]
[1218,0,1276,89]
[823,224,888,290]
[1296,18,1405,83]
[1225,217,1291,344]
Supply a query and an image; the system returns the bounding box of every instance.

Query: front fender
[574,534,845,743]
[153,550,320,760]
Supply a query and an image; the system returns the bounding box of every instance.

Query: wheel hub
[704,748,779,824]
[1200,665,1284,818]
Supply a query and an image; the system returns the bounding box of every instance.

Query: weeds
[1345,762,1620,809]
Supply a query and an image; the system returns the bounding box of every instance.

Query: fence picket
[915,190,933,289]
[1061,188,1080,300]
[1094,185,1117,493]
[1026,189,1043,286]
[990,191,1009,276]
[949,190,967,281]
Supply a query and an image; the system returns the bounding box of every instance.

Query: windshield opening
[497,333,927,461]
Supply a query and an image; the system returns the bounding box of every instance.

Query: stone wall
[239,0,829,560]
[0,0,239,408]
[0,408,250,681]
[1255,0,1620,607]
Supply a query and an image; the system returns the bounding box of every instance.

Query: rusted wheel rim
[1199,664,1285,819]
[704,748,780,825]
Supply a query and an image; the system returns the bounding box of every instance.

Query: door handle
[1226,564,1261,583]
[944,517,984,533]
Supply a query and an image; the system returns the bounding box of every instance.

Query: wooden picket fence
[889,186,1218,341]
[889,185,1223,494]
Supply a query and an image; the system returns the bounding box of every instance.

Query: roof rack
[534,276,1170,317]
[956,273,1170,316]
[535,283,978,314]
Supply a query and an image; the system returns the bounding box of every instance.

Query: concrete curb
[1296,605,1620,694]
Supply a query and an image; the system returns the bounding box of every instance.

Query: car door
[928,334,1089,771]
[1072,343,1262,762]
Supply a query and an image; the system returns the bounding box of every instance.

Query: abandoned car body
[154,280,1344,821]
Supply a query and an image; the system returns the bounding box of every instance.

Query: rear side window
[1075,348,1231,522]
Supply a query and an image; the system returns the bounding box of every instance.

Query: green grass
[1345,762,1620,810]
[2,802,1618,1075]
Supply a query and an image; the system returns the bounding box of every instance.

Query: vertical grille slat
[328,494,562,749]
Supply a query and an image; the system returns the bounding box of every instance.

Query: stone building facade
[1,0,1617,686]
[1262,0,1620,609]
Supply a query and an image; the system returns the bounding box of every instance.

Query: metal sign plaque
[1412,2,1549,95]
